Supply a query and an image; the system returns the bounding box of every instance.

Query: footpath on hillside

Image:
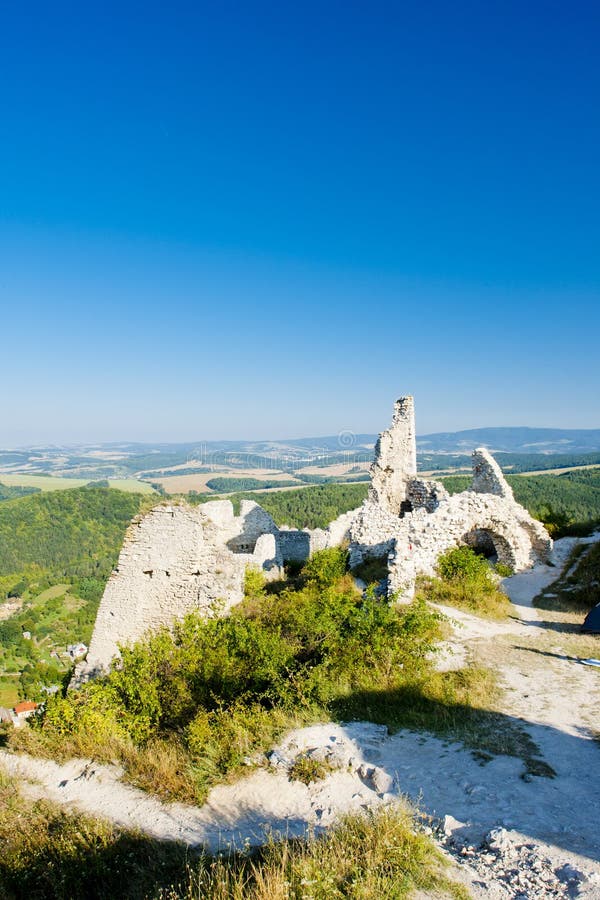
[2,535,600,899]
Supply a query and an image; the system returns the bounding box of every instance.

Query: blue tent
[581,604,600,634]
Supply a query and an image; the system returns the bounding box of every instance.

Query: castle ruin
[73,396,552,685]
[348,397,552,597]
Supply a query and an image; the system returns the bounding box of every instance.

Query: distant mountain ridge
[2,428,600,482]
[416,427,600,454]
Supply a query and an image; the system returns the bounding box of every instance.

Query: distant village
[0,640,87,728]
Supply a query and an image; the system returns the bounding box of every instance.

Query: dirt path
[2,536,600,898]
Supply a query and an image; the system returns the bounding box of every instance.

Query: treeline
[205,477,300,493]
[0,482,40,502]
[221,483,370,529]
[495,451,600,473]
[441,468,600,531]
[295,473,370,485]
[419,451,600,475]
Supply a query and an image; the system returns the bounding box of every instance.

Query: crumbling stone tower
[368,396,417,515]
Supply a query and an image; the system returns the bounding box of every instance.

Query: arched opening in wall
[462,528,515,568]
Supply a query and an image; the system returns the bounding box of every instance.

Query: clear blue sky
[1,1,599,444]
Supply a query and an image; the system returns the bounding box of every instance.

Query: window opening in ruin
[226,539,257,554]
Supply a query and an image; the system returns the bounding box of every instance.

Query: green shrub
[25,555,444,802]
[301,547,348,587]
[426,546,512,619]
[436,546,492,582]
[289,754,336,784]
[243,566,266,600]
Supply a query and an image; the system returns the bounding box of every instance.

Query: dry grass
[0,766,468,900]
[535,542,600,615]
[0,768,189,899]
[421,575,512,620]
[179,806,468,900]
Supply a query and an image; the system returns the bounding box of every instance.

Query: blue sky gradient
[1,1,599,443]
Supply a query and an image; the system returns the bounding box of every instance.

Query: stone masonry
[72,497,350,685]
[73,395,552,684]
[348,396,552,598]
[368,396,417,515]
[72,499,284,685]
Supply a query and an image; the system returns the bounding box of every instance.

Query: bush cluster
[423,546,512,619]
[30,549,442,802]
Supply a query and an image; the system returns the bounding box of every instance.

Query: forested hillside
[0,487,148,704]
[0,487,146,587]
[441,469,600,531]
[194,482,371,529]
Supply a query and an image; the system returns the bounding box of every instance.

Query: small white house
[67,642,88,660]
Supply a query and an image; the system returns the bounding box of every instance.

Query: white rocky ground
[2,535,600,899]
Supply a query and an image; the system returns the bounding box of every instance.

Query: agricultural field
[297,462,370,477]
[0,473,156,494]
[152,468,302,494]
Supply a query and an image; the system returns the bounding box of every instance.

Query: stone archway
[462,527,517,568]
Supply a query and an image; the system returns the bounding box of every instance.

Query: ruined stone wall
[278,529,311,562]
[470,449,513,499]
[72,499,283,686]
[368,396,417,515]
[405,478,449,513]
[349,442,552,601]
[385,487,552,598]
[308,508,359,555]
[74,397,554,685]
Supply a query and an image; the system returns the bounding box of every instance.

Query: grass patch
[0,768,467,899]
[421,546,513,620]
[187,806,468,900]
[288,754,337,785]
[535,541,600,614]
[0,677,19,707]
[0,768,189,900]
[332,666,554,779]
